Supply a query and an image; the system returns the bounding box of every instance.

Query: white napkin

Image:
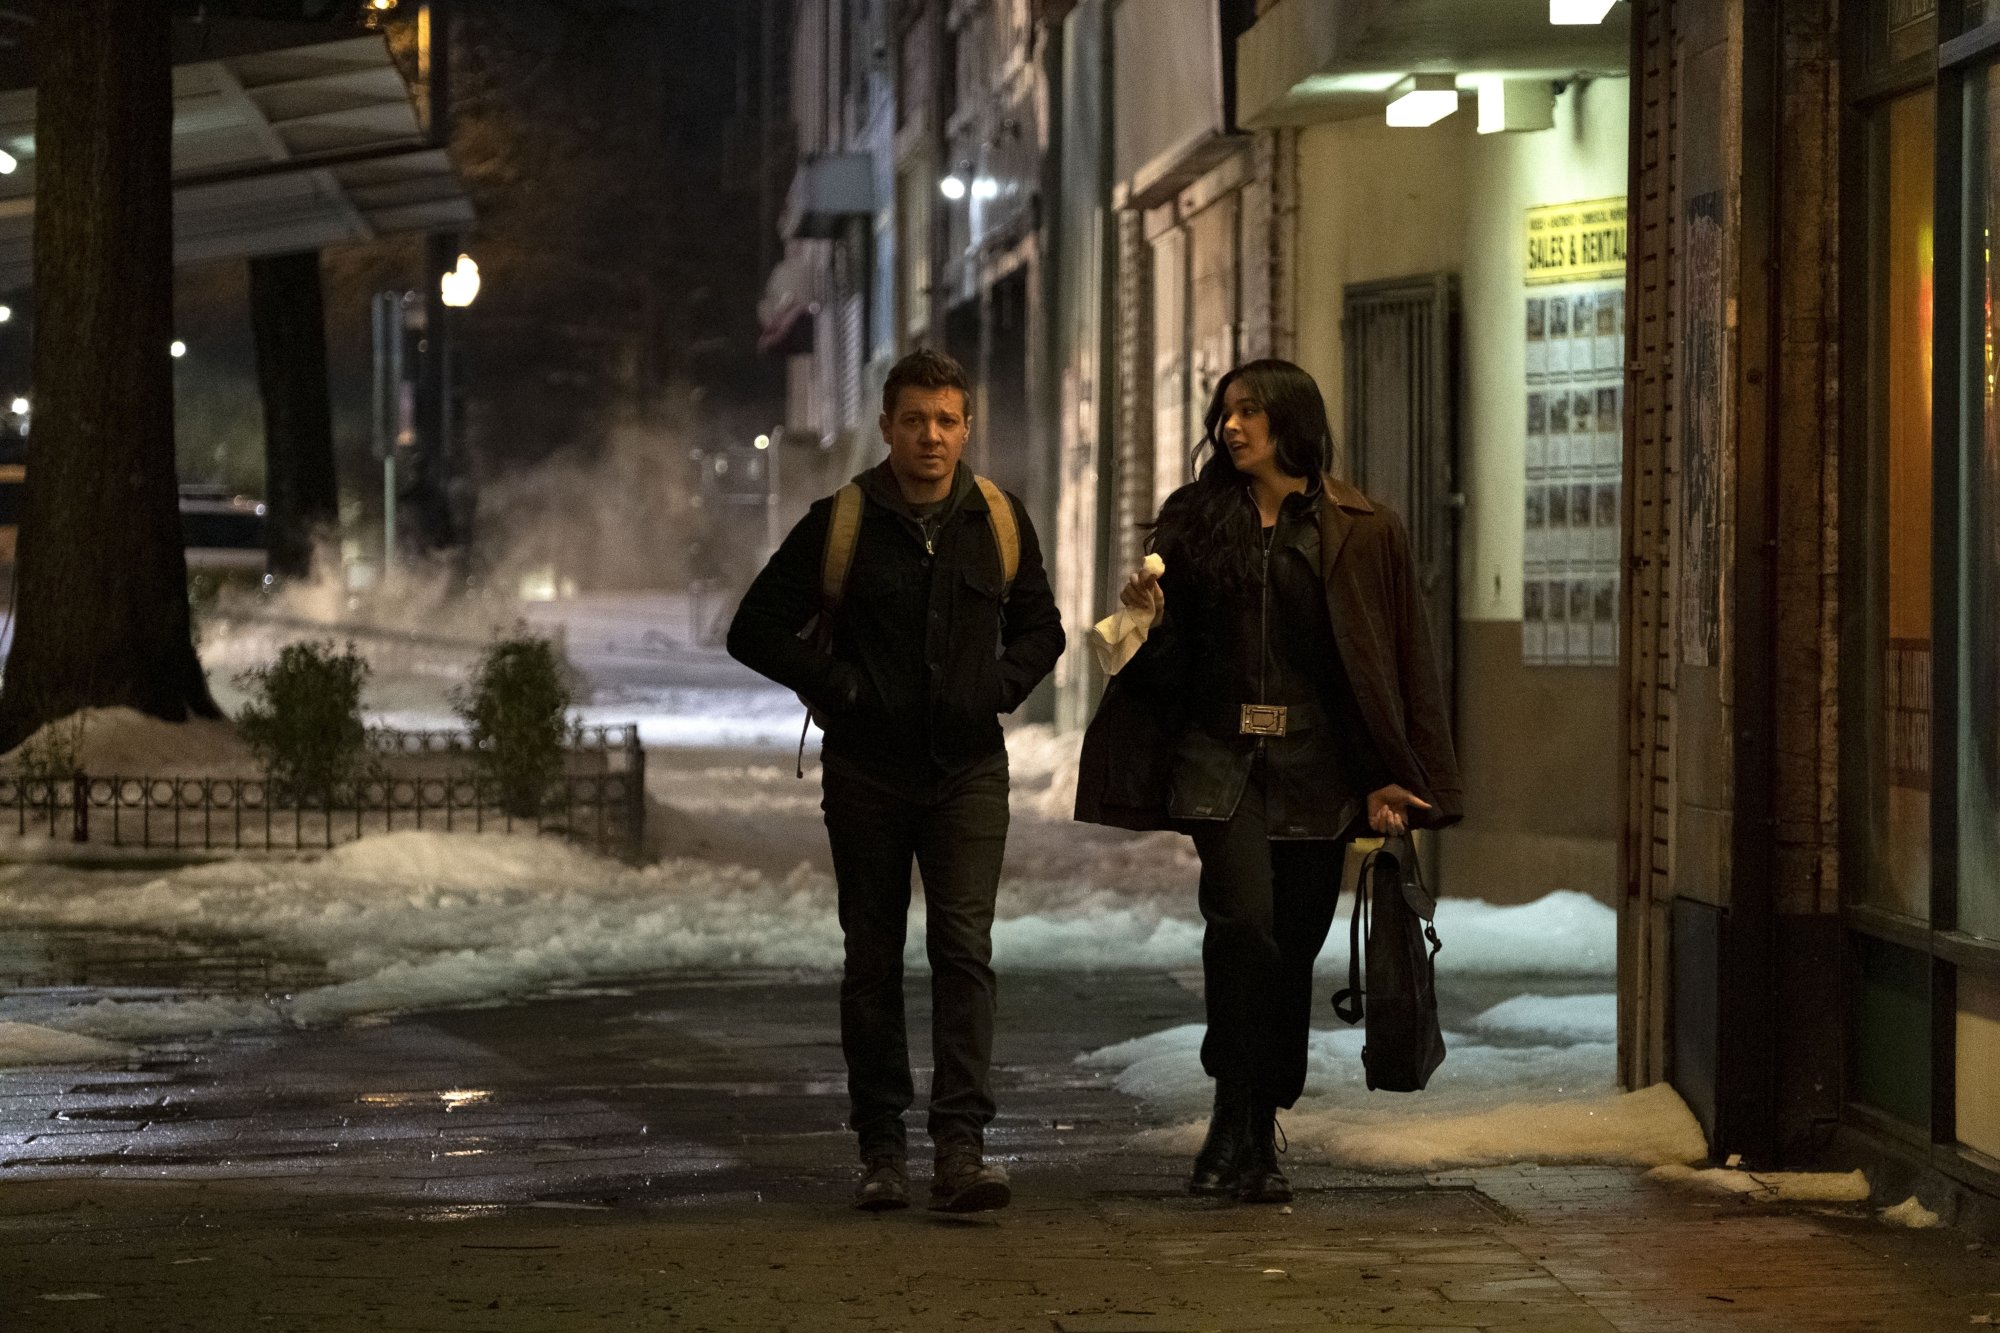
[1089,553,1165,676]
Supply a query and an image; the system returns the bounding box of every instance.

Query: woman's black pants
[1189,770,1350,1108]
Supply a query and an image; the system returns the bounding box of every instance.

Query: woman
[1075,359,1462,1204]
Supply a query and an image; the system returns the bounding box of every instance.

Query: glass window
[1963,69,2000,942]
[1865,91,1936,921]
[1961,972,2000,1161]
[1854,935,1933,1128]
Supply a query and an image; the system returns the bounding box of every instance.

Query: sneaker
[928,1146,1011,1213]
[853,1155,909,1211]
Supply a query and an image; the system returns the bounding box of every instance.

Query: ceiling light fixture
[1550,0,1617,23]
[1385,74,1459,128]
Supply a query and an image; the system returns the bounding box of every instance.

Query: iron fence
[0,724,647,860]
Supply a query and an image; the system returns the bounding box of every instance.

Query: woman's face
[1220,378,1277,477]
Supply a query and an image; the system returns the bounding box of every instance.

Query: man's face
[880,385,970,492]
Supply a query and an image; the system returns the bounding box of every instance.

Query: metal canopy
[0,33,473,290]
[1236,0,1630,128]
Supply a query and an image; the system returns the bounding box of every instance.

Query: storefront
[1231,1,1630,905]
[1841,0,2000,1202]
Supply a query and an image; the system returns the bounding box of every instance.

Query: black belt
[1203,699,1326,738]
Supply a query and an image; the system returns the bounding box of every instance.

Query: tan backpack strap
[819,483,864,610]
[974,475,1019,596]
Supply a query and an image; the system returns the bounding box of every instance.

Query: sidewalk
[2,970,1994,1332]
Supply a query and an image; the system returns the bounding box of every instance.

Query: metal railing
[0,724,647,860]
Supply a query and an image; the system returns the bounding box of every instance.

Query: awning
[0,32,473,289]
[756,252,817,356]
[781,152,876,240]
[1236,0,1628,128]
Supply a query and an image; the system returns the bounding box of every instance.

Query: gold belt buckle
[1239,704,1288,737]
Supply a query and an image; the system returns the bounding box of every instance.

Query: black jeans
[1189,762,1351,1108]
[821,758,1010,1158]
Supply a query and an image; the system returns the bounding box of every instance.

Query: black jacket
[726,461,1064,793]
[1135,483,1385,837]
[1075,476,1463,833]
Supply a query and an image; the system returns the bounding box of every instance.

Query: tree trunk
[249,249,339,581]
[0,0,218,750]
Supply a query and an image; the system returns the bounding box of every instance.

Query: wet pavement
[0,949,1997,1331]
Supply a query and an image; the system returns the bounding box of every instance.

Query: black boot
[1187,1081,1251,1196]
[1236,1103,1291,1204]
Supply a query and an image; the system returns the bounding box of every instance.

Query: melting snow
[1080,1022,1705,1171]
[0,1021,132,1068]
[1647,1164,1872,1202]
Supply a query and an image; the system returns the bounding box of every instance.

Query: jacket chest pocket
[956,567,1006,648]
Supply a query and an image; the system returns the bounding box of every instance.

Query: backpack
[1330,833,1447,1092]
[792,476,1020,774]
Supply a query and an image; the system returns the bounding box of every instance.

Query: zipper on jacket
[1257,519,1272,755]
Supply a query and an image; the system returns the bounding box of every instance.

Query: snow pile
[1,708,260,778]
[1647,1164,1872,1202]
[1080,1020,1704,1171]
[1004,723,1082,819]
[0,1021,132,1068]
[1879,1195,1942,1229]
[1465,993,1617,1044]
[374,687,804,750]
[0,830,1614,1045]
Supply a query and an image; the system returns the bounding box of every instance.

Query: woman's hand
[1367,784,1432,836]
[1119,554,1165,626]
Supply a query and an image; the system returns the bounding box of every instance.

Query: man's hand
[1367,784,1432,836]
[1119,554,1165,627]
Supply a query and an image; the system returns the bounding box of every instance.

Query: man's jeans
[821,759,1010,1158]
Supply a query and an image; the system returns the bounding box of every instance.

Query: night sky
[1,0,787,584]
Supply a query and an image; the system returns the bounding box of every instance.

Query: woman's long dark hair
[1147,359,1336,593]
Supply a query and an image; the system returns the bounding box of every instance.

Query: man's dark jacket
[727,461,1064,791]
[1074,476,1463,832]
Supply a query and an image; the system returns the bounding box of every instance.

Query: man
[726,349,1063,1213]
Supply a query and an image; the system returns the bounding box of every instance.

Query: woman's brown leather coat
[1074,476,1463,833]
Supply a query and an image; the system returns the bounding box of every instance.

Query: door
[1342,273,1461,713]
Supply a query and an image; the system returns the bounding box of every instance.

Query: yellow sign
[1525,197,1628,285]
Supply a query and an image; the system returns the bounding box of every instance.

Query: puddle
[0,927,325,996]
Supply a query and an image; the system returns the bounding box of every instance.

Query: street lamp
[0,150,16,175]
[169,339,187,358]
[0,306,12,323]
[440,253,481,308]
[939,174,967,201]
[9,397,27,415]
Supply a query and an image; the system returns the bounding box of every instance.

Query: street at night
[0,0,1997,1327]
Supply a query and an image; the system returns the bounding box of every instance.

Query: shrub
[452,631,576,818]
[11,712,88,785]
[235,640,371,804]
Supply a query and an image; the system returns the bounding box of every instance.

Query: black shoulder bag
[1330,833,1446,1092]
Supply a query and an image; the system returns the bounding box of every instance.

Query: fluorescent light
[1550,0,1617,23]
[939,174,967,201]
[1385,74,1459,128]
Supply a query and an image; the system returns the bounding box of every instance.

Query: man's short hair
[882,348,971,418]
